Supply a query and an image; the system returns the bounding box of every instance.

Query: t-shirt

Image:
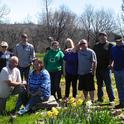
[78,48,97,75]
[0,66,21,98]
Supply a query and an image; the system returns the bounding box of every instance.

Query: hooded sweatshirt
[44,48,64,72]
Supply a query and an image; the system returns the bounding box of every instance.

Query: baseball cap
[114,35,123,42]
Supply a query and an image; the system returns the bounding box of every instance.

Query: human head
[114,35,123,46]
[64,38,74,49]
[51,41,60,51]
[48,36,54,42]
[8,56,19,69]
[98,32,107,43]
[32,58,44,71]
[21,33,28,42]
[0,41,8,50]
[78,39,88,50]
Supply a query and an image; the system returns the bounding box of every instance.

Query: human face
[33,60,43,72]
[115,40,123,46]
[98,35,107,43]
[79,40,88,50]
[9,59,18,69]
[52,43,59,51]
[21,36,28,42]
[1,46,8,51]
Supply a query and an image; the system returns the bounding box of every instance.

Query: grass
[0,74,121,124]
[0,53,122,123]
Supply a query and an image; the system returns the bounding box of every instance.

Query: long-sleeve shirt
[28,69,51,100]
[14,42,35,67]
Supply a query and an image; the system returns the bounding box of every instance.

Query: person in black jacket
[94,32,115,104]
[0,41,13,72]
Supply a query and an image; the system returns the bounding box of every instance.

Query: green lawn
[0,53,122,123]
[0,74,121,124]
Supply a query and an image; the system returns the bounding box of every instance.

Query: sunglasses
[1,46,7,48]
[80,42,86,45]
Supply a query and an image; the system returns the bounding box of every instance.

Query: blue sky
[1,0,123,24]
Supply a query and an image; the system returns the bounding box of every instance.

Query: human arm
[0,67,22,87]
[91,51,97,75]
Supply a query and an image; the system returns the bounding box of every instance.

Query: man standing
[110,35,124,109]
[14,33,35,82]
[94,32,115,104]
[78,39,97,103]
[0,56,22,114]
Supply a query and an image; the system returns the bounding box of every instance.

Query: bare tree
[49,6,78,45]
[0,3,10,23]
[38,6,78,47]
[80,5,116,46]
[39,0,52,37]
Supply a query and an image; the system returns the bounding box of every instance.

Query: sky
[1,0,123,24]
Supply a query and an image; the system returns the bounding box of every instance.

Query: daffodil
[47,111,53,118]
[76,99,83,106]
[71,102,76,107]
[52,107,59,116]
[68,97,75,104]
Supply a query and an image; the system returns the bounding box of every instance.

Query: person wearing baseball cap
[93,32,115,105]
[110,35,124,109]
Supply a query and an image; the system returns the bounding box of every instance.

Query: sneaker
[109,101,115,106]
[17,108,28,115]
[114,104,124,109]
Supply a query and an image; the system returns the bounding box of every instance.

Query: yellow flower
[76,99,83,106]
[47,111,53,118]
[52,107,59,116]
[71,102,76,107]
[68,97,75,103]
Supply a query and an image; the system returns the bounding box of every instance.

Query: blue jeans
[17,96,43,115]
[114,69,124,104]
[96,69,115,101]
[50,71,62,100]
[15,87,28,111]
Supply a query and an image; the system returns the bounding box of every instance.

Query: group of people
[0,32,124,115]
[44,32,124,110]
[0,33,51,115]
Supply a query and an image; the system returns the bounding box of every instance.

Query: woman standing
[0,41,13,72]
[63,38,78,100]
[44,41,64,101]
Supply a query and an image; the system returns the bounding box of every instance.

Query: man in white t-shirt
[0,56,23,114]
